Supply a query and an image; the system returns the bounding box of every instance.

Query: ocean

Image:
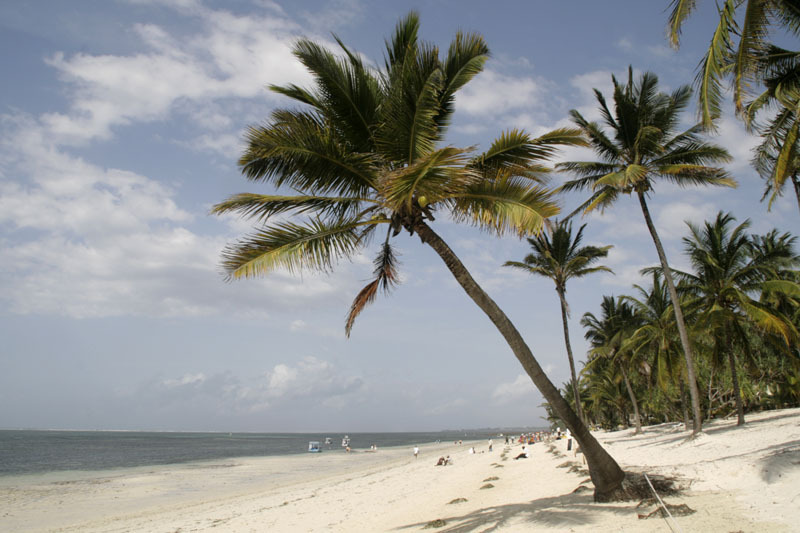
[0,429,503,476]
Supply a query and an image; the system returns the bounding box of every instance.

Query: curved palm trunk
[414,221,626,501]
[619,364,642,434]
[557,288,585,424]
[637,192,703,435]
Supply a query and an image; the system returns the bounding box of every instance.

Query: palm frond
[451,178,559,236]
[668,0,698,48]
[345,241,400,337]
[239,110,378,196]
[220,216,372,278]
[695,0,737,129]
[211,193,373,222]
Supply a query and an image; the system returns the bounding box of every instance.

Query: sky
[1,0,797,433]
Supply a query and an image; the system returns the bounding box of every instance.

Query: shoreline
[2,408,799,531]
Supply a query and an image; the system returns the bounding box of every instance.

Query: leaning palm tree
[582,296,644,434]
[504,220,612,424]
[667,0,800,128]
[557,68,736,435]
[677,211,799,425]
[212,13,627,500]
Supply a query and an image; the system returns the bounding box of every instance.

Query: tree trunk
[707,367,714,420]
[727,350,746,426]
[792,174,800,214]
[413,221,626,501]
[620,364,642,434]
[637,192,703,435]
[558,288,585,424]
[680,381,690,429]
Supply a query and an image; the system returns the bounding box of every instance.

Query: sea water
[0,429,499,476]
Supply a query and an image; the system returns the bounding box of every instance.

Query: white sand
[2,407,799,532]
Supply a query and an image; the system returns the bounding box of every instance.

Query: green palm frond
[220,216,373,278]
[239,110,378,196]
[211,193,373,222]
[290,38,380,148]
[695,0,737,129]
[657,164,737,188]
[438,31,489,132]
[734,0,770,112]
[451,178,559,237]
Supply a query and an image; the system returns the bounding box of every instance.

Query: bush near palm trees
[504,220,612,424]
[212,13,629,501]
[558,67,735,435]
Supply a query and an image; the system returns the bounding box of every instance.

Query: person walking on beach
[413,446,419,459]
[488,438,493,452]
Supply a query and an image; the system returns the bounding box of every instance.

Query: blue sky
[1,0,797,432]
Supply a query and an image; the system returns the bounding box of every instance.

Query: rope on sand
[643,473,684,533]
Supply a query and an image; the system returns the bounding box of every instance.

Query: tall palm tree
[212,13,627,500]
[582,296,644,434]
[558,68,735,435]
[677,211,799,425]
[667,0,800,128]
[504,220,612,424]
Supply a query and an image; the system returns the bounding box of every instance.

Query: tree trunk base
[594,471,683,503]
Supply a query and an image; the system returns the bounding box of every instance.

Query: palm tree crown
[215,13,581,334]
[504,220,612,294]
[558,67,735,215]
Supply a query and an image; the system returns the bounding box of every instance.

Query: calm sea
[0,429,503,476]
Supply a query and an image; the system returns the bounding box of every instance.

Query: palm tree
[667,0,800,128]
[582,296,644,433]
[677,211,799,425]
[212,13,627,500]
[558,68,735,435]
[504,220,612,424]
[746,62,800,212]
[623,273,694,428]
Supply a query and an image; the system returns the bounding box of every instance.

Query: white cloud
[39,6,310,145]
[656,201,718,240]
[0,114,359,319]
[456,70,545,116]
[491,374,537,404]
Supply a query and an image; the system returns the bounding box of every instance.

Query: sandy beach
[2,407,799,532]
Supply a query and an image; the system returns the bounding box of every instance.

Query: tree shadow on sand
[758,439,800,484]
[394,491,636,532]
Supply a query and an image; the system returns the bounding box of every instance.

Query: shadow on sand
[394,491,636,532]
